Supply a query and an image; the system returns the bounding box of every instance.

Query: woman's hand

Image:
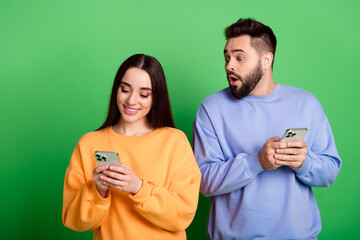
[101,164,143,195]
[93,165,110,198]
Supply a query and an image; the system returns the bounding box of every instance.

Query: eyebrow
[224,49,247,54]
[120,81,152,91]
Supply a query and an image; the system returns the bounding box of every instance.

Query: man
[193,18,341,240]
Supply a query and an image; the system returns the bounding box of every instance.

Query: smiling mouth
[124,105,140,115]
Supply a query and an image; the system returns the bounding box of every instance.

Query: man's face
[224,35,264,99]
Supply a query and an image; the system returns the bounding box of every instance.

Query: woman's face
[117,68,153,125]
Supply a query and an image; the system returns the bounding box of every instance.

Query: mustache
[226,71,243,82]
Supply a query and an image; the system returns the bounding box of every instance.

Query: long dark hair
[97,54,175,130]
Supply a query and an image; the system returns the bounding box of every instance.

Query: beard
[228,61,263,100]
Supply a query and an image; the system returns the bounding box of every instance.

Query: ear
[262,52,274,70]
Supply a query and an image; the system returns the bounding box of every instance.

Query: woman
[62,54,201,239]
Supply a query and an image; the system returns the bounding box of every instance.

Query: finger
[94,165,109,174]
[94,177,109,190]
[286,141,307,148]
[108,183,128,191]
[276,148,307,155]
[271,141,288,149]
[99,181,109,188]
[103,171,128,181]
[121,164,132,170]
[108,165,124,173]
[95,174,106,184]
[101,175,127,187]
[266,136,281,143]
[274,154,306,162]
[275,160,302,169]
[121,164,133,175]
[109,165,130,175]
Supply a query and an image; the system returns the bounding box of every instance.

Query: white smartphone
[94,151,121,166]
[281,128,308,142]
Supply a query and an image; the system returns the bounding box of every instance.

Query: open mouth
[124,105,140,115]
[227,74,239,86]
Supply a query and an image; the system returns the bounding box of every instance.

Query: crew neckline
[106,126,163,141]
[243,83,282,102]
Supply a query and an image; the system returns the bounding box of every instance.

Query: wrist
[99,190,108,198]
[132,179,143,195]
[96,185,109,198]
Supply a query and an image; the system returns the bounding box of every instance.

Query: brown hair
[225,18,277,66]
[97,54,175,130]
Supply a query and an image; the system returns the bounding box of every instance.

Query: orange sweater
[62,127,201,240]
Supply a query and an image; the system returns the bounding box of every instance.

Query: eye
[224,57,230,62]
[120,87,130,93]
[237,56,244,61]
[140,94,150,98]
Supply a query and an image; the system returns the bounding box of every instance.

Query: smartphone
[94,151,121,166]
[281,128,308,142]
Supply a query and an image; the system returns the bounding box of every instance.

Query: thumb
[121,163,131,170]
[266,136,281,143]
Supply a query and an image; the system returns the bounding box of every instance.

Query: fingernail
[287,143,292,147]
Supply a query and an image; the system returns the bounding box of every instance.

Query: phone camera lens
[287,132,296,137]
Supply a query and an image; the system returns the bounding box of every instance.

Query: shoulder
[193,88,232,127]
[77,128,108,145]
[157,127,188,140]
[280,84,318,100]
[200,87,232,107]
[280,84,321,105]
[196,87,233,118]
[155,128,192,148]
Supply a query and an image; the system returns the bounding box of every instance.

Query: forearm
[295,111,342,187]
[199,152,263,196]
[130,179,200,232]
[62,174,111,231]
[295,151,341,187]
[193,119,264,197]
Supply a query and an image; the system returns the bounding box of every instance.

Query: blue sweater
[193,84,341,240]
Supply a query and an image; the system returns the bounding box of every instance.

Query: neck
[250,70,276,96]
[113,119,155,136]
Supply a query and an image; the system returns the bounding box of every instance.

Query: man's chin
[230,85,248,100]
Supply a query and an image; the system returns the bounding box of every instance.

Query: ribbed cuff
[246,152,264,178]
[295,153,313,175]
[90,180,112,203]
[129,180,151,203]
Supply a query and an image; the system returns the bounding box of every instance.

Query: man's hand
[258,136,283,170]
[258,137,308,171]
[274,141,308,170]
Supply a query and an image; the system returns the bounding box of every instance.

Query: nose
[225,58,235,72]
[126,92,138,105]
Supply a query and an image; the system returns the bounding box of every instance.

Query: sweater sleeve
[129,133,201,232]
[295,106,342,187]
[62,143,111,231]
[193,105,264,197]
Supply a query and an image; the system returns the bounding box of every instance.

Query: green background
[1,0,359,239]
